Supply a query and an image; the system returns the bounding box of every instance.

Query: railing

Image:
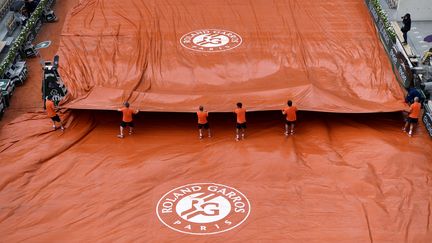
[0,0,13,20]
[365,0,412,88]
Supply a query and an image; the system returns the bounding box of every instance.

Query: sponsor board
[365,0,411,88]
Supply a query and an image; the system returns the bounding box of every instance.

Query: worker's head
[199,106,204,111]
[429,48,432,52]
[236,102,242,108]
[124,102,130,108]
[414,97,419,102]
[287,100,293,107]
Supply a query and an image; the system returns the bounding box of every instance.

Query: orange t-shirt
[197,111,208,124]
[409,102,421,119]
[45,100,56,117]
[283,106,297,121]
[234,108,246,123]
[120,107,135,122]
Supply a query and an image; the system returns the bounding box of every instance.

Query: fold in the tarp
[58,0,406,112]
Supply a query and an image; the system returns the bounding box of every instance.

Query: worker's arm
[406,105,413,114]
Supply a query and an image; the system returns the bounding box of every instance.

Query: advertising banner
[365,0,412,88]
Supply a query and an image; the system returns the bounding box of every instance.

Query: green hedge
[0,0,50,77]
[370,0,397,43]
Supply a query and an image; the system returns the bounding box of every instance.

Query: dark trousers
[403,31,408,43]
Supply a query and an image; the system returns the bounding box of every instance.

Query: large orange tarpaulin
[1,0,432,242]
[1,111,432,242]
[59,0,406,112]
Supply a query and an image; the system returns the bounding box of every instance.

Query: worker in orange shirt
[234,102,246,141]
[282,100,297,136]
[117,102,139,138]
[197,106,211,139]
[45,96,64,131]
[403,97,421,137]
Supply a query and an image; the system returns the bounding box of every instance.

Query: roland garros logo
[180,29,242,52]
[156,183,251,235]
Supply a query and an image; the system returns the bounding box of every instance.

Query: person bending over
[45,96,64,131]
[403,97,421,137]
[421,48,432,65]
[117,102,139,138]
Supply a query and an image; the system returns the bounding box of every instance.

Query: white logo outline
[179,29,243,53]
[156,182,251,235]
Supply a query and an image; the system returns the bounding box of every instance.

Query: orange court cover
[1,111,432,242]
[58,0,406,112]
[1,0,431,242]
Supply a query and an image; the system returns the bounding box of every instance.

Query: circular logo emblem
[156,183,251,235]
[180,29,242,52]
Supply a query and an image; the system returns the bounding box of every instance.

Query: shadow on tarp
[85,109,407,132]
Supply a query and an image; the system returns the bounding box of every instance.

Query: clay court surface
[0,0,432,242]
